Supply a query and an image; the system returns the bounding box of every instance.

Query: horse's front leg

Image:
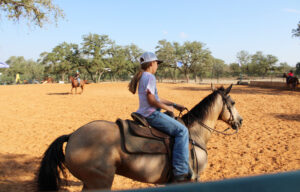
[71,87,74,94]
[80,85,84,94]
[293,83,296,91]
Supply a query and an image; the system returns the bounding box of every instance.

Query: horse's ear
[211,83,216,92]
[225,84,233,95]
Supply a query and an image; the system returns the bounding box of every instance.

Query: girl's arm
[160,98,187,112]
[159,98,174,106]
[147,91,174,112]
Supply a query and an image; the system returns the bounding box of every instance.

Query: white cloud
[179,32,188,39]
[162,30,168,35]
[283,8,300,14]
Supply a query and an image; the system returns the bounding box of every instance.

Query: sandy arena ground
[0,82,299,192]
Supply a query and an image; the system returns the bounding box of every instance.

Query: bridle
[177,91,238,181]
[180,91,239,136]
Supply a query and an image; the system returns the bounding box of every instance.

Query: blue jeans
[146,110,189,176]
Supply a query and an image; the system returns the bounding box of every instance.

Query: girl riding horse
[283,72,299,91]
[37,84,243,190]
[70,72,85,94]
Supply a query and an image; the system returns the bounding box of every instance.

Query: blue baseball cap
[140,52,163,65]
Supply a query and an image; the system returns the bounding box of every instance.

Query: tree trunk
[85,67,95,82]
[61,73,65,82]
[199,74,203,82]
[98,71,104,82]
[184,71,189,83]
[173,69,177,83]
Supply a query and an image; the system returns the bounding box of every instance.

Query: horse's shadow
[47,92,70,95]
[272,113,300,122]
[0,153,82,192]
[0,153,40,191]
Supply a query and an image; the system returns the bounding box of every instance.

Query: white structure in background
[0,62,10,68]
[104,68,111,72]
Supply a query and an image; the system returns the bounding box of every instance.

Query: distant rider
[287,70,294,83]
[74,70,81,86]
[288,70,294,77]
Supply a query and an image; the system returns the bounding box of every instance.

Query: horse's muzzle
[232,118,243,130]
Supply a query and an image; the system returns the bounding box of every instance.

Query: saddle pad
[116,119,170,154]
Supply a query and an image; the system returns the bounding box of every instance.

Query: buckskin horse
[37,84,243,191]
[283,73,299,91]
[70,76,85,94]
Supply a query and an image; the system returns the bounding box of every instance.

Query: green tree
[173,41,211,82]
[229,62,241,76]
[250,52,278,77]
[2,56,27,83]
[236,50,251,74]
[0,0,64,27]
[212,58,227,80]
[23,59,44,81]
[107,45,127,81]
[123,44,143,76]
[1,56,44,84]
[191,50,212,82]
[155,40,177,81]
[292,21,300,37]
[39,42,78,81]
[81,33,113,82]
[276,62,292,74]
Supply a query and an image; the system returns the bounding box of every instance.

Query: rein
[179,93,239,136]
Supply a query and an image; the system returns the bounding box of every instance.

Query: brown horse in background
[283,73,299,91]
[42,77,54,84]
[70,76,86,94]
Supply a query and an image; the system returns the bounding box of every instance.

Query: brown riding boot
[172,173,192,183]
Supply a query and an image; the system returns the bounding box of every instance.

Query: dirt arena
[0,82,299,192]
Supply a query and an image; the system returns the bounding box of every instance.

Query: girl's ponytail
[128,62,151,94]
[128,70,143,94]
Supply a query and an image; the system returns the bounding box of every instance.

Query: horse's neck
[71,77,77,84]
[188,96,223,145]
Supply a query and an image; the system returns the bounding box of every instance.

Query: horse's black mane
[181,86,225,127]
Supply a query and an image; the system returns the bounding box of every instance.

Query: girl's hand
[166,105,174,113]
[173,103,187,112]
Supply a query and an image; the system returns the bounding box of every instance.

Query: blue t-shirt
[136,72,160,117]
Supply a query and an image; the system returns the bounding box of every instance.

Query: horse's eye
[232,101,235,105]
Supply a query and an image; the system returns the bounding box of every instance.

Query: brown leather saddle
[116,112,207,182]
[116,112,174,157]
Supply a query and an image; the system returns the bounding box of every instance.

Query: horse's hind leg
[80,167,115,190]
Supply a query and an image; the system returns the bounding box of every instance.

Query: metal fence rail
[101,170,300,192]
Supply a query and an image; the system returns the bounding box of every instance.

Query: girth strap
[190,139,207,155]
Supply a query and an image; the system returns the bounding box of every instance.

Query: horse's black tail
[37,134,70,191]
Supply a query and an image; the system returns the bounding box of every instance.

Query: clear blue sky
[0,0,300,66]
